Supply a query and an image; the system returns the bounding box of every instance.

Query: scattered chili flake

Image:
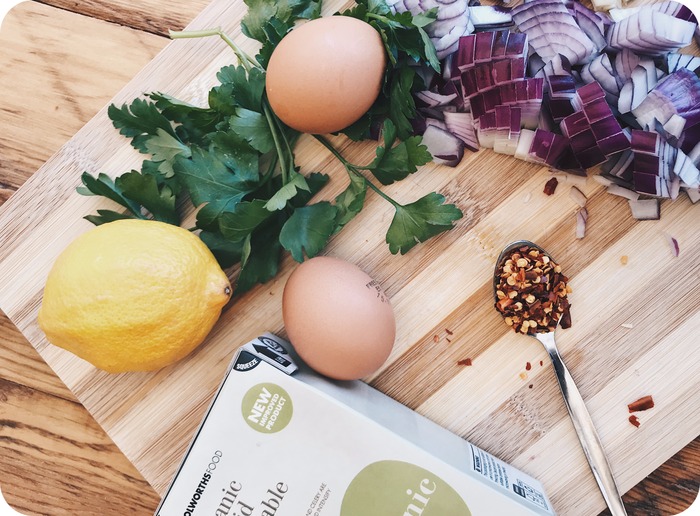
[445,328,454,335]
[629,415,641,428]
[525,361,532,371]
[628,395,655,413]
[620,255,628,265]
[458,358,472,366]
[433,335,439,343]
[543,177,559,196]
[494,245,572,335]
[528,384,533,389]
[539,360,544,367]
[446,338,452,343]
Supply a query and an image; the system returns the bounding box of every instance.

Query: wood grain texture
[0,0,698,515]
[36,0,210,36]
[0,322,160,516]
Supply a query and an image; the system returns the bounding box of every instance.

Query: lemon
[38,219,232,373]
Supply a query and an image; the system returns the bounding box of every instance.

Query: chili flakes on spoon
[495,245,572,334]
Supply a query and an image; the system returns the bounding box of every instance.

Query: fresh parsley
[79,0,462,293]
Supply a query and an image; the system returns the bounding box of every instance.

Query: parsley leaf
[333,172,367,232]
[368,119,431,185]
[173,148,255,230]
[199,230,245,268]
[210,131,260,182]
[237,220,284,293]
[264,170,309,211]
[143,128,192,177]
[108,99,178,153]
[84,209,134,226]
[241,0,321,44]
[78,172,143,216]
[78,170,179,225]
[279,202,338,262]
[114,171,179,224]
[218,199,273,242]
[229,108,275,154]
[386,192,463,255]
[217,65,266,112]
[388,66,418,141]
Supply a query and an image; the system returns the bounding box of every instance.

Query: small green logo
[341,460,471,516]
[241,383,293,434]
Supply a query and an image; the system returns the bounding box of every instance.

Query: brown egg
[265,16,387,134]
[282,256,395,380]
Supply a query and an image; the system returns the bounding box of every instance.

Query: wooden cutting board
[0,0,698,513]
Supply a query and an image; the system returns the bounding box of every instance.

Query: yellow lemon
[38,219,232,373]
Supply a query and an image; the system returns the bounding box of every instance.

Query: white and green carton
[156,333,555,516]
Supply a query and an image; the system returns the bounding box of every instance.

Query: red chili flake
[525,362,532,371]
[458,358,472,366]
[528,384,533,389]
[543,177,559,196]
[432,335,439,343]
[445,328,454,335]
[629,415,641,428]
[539,360,544,366]
[446,338,452,343]
[628,395,655,413]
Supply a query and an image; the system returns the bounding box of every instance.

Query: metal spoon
[494,240,627,516]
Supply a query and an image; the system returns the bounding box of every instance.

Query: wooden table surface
[0,1,698,514]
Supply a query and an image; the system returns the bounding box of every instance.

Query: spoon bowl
[493,240,627,516]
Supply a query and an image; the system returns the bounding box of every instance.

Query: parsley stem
[262,102,290,184]
[168,28,260,71]
[314,135,399,207]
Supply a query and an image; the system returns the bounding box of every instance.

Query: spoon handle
[538,332,628,516]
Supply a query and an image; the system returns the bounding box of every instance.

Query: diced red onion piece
[598,132,631,156]
[631,130,660,154]
[469,6,515,31]
[607,183,640,200]
[475,31,496,62]
[576,207,588,239]
[577,81,606,104]
[415,90,459,108]
[505,32,528,57]
[583,97,613,123]
[549,98,576,122]
[443,111,480,152]
[628,198,660,219]
[569,185,588,207]
[422,125,465,167]
[456,35,476,70]
[530,129,555,163]
[570,129,597,153]
[662,231,680,257]
[561,110,589,137]
[634,152,660,175]
[685,186,700,203]
[577,145,608,168]
[514,129,537,162]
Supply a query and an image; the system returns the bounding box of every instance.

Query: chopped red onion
[662,231,680,257]
[443,111,480,152]
[628,198,660,220]
[421,125,465,167]
[575,207,588,239]
[512,0,597,65]
[606,183,640,200]
[569,185,588,207]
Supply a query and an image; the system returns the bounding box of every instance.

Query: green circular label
[241,383,293,434]
[341,460,471,516]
